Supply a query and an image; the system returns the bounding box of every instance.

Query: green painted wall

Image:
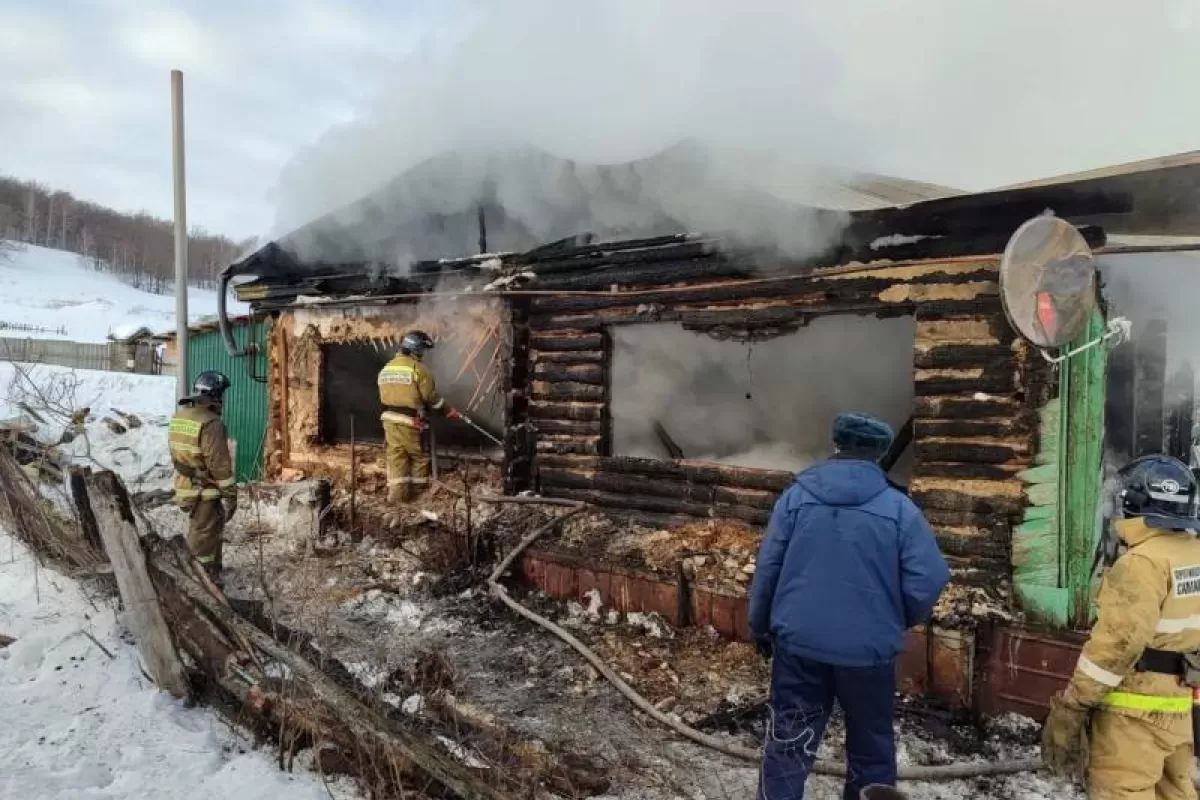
[1062,310,1108,626]
[186,322,268,483]
[1015,309,1108,628]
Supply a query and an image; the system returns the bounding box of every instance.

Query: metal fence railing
[0,337,162,375]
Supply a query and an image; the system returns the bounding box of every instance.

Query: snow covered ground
[0,242,247,343]
[0,534,358,800]
[0,362,178,493]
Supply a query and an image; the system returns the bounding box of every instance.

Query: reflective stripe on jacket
[377,354,445,424]
[1064,516,1200,718]
[169,399,235,505]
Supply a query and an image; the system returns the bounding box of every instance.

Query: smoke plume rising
[1100,251,1200,372]
[271,0,1200,268]
[611,315,916,479]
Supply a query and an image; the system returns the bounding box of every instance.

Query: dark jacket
[748,459,950,667]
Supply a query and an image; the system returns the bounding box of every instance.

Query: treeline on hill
[0,175,254,293]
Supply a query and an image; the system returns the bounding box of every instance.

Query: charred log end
[91,469,137,524]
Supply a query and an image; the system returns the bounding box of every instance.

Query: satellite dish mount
[999,215,1130,364]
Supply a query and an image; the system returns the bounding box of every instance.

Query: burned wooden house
[217,150,1200,717]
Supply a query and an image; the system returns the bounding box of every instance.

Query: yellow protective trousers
[383,420,430,499]
[1088,708,1195,800]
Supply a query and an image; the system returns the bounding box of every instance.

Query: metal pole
[171,69,189,399]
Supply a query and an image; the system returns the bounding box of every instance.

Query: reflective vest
[1067,517,1200,717]
[168,401,235,505]
[377,354,445,427]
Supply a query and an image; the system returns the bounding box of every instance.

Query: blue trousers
[757,648,897,800]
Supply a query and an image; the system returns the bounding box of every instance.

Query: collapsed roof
[227,148,1200,311]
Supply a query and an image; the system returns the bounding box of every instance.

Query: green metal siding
[186,322,268,483]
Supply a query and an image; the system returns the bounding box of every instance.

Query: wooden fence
[0,336,161,374]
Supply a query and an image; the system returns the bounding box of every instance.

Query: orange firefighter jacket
[1065,516,1200,718]
[168,398,236,507]
[377,354,445,428]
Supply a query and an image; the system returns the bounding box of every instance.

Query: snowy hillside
[0,242,248,343]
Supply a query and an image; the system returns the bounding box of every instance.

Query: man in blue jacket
[749,412,950,800]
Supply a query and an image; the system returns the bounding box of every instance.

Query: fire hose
[481,496,1042,782]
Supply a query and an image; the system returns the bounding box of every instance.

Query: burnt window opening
[318,341,504,451]
[610,315,917,484]
[1100,253,1200,467]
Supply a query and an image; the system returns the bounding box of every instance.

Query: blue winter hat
[832,413,895,459]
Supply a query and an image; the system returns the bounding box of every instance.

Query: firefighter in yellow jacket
[377,331,461,503]
[168,371,237,585]
[1043,454,1200,799]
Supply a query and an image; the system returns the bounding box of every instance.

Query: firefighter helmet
[400,330,435,358]
[1119,454,1198,527]
[193,371,231,403]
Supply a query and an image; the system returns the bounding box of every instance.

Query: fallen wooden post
[69,467,103,554]
[83,470,190,699]
[139,533,510,800]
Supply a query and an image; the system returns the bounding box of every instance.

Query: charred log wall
[517,256,1039,586]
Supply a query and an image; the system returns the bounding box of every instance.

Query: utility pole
[171,70,189,399]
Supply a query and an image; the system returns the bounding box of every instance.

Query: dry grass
[0,447,103,570]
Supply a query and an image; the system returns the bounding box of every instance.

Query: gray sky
[5,0,1200,246]
[0,0,448,242]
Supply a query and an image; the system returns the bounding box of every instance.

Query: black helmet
[1119,454,1198,527]
[193,371,231,403]
[400,330,435,358]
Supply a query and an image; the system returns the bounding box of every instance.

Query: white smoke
[271,0,1200,265]
[611,315,916,478]
[1100,251,1200,371]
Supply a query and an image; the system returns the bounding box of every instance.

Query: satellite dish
[1000,216,1098,349]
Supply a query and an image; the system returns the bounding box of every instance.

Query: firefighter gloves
[1042,692,1091,781]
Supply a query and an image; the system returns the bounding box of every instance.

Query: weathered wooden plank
[532,419,605,436]
[915,397,1021,420]
[915,316,1012,346]
[914,344,1015,369]
[536,454,794,492]
[914,374,1017,397]
[915,417,1034,439]
[934,530,1010,560]
[529,349,605,364]
[528,401,605,422]
[535,435,603,455]
[539,486,771,526]
[540,467,720,503]
[85,471,189,699]
[528,264,1001,314]
[528,331,605,351]
[910,476,1025,515]
[531,362,605,385]
[917,462,1023,480]
[69,467,103,554]
[530,381,606,401]
[913,441,1029,465]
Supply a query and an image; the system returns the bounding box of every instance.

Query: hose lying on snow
[482,497,1041,782]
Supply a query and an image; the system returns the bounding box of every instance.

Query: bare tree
[0,174,243,290]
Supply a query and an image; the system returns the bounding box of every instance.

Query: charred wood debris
[229,192,1108,624]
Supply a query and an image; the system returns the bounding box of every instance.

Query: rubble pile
[553,513,762,593]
